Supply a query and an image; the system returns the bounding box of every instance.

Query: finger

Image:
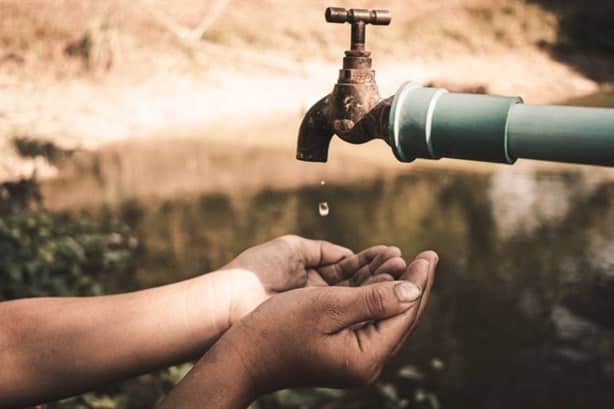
[352,249,405,286]
[368,246,403,277]
[318,245,382,285]
[346,256,405,286]
[404,251,438,321]
[318,262,357,285]
[363,273,394,285]
[346,263,374,286]
[288,235,353,268]
[306,268,329,287]
[327,246,402,286]
[316,241,354,265]
[337,245,389,274]
[372,256,407,278]
[321,281,423,332]
[392,251,439,355]
[373,253,437,357]
[338,269,394,287]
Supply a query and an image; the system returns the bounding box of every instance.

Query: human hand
[220,235,408,325]
[217,250,438,395]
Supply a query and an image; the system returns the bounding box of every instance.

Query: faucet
[296,7,393,162]
[297,7,614,167]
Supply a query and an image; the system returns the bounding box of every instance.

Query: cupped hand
[219,250,438,395]
[220,235,408,324]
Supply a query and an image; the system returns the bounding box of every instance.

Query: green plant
[0,209,138,300]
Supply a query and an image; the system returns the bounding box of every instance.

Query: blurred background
[1,0,614,408]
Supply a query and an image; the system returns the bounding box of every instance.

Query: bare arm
[0,271,232,408]
[157,337,256,409]
[0,236,406,407]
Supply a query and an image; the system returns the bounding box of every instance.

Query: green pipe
[508,105,614,166]
[389,82,614,167]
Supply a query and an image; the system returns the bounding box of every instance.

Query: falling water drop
[318,201,330,217]
[320,180,326,186]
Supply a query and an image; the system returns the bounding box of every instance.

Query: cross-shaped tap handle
[325,7,391,51]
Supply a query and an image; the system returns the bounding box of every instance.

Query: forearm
[158,338,255,409]
[0,271,235,408]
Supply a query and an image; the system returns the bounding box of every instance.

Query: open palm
[221,235,408,324]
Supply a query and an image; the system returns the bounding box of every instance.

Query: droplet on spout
[320,180,326,186]
[318,201,329,217]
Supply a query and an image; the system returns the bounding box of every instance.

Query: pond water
[82,166,614,409]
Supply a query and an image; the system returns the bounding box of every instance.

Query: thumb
[322,281,422,331]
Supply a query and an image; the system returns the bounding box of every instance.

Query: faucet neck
[350,20,366,51]
[338,50,374,84]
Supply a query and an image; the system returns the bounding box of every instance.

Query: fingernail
[394,282,422,303]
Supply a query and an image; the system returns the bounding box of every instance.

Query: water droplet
[320,180,326,186]
[318,201,329,217]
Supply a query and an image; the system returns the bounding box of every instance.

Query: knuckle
[365,287,387,316]
[276,235,302,259]
[387,246,402,258]
[331,264,346,283]
[327,307,345,327]
[279,234,300,242]
[320,294,345,326]
[278,234,300,247]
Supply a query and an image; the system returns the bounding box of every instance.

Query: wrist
[180,272,235,346]
[159,336,257,409]
[208,267,267,325]
[212,333,259,401]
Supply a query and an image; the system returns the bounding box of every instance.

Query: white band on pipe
[425,89,448,159]
[503,103,518,164]
[392,82,422,162]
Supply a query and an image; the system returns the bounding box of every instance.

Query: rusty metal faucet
[298,7,614,167]
[296,7,392,161]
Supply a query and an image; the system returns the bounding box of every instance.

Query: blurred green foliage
[0,180,176,409]
[0,209,137,300]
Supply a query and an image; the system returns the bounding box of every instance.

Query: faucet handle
[325,7,391,51]
[325,7,391,25]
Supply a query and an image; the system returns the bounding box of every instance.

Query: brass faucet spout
[296,7,392,162]
[296,96,334,162]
